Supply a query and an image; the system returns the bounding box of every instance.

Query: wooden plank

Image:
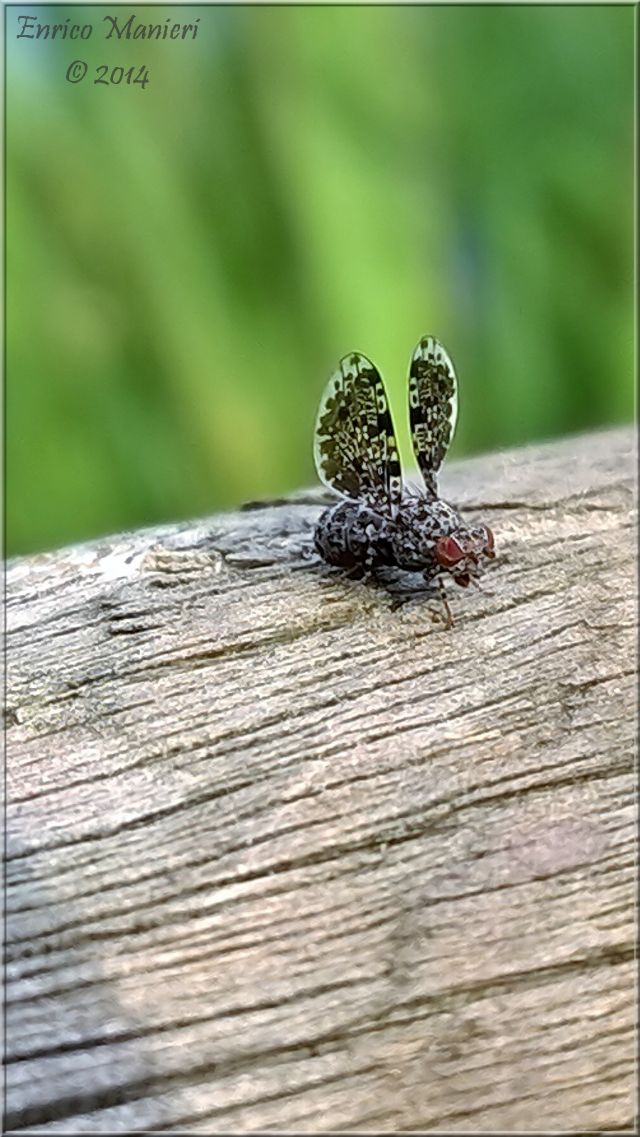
[5,426,636,1134]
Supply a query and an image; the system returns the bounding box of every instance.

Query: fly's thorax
[389,495,463,572]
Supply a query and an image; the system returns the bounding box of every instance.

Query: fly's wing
[314,352,402,511]
[408,335,458,497]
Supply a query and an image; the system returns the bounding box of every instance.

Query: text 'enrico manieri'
[17,14,201,41]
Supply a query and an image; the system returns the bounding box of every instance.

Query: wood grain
[5,426,637,1134]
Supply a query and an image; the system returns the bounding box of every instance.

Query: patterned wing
[408,335,458,497]
[314,352,402,509]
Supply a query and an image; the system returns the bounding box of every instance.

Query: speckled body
[314,494,470,583]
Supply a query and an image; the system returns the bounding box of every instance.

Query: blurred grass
[7,3,634,555]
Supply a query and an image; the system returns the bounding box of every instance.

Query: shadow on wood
[5,427,636,1133]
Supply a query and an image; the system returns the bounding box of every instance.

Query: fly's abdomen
[314,500,392,571]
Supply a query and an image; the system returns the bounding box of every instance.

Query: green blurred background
[7,3,634,556]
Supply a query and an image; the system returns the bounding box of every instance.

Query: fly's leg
[417,566,454,628]
[437,578,454,628]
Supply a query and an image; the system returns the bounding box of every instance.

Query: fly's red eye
[484,527,495,557]
[435,535,465,568]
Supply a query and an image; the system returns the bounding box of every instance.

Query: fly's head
[433,525,495,588]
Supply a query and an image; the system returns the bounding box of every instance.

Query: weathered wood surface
[5,426,637,1135]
